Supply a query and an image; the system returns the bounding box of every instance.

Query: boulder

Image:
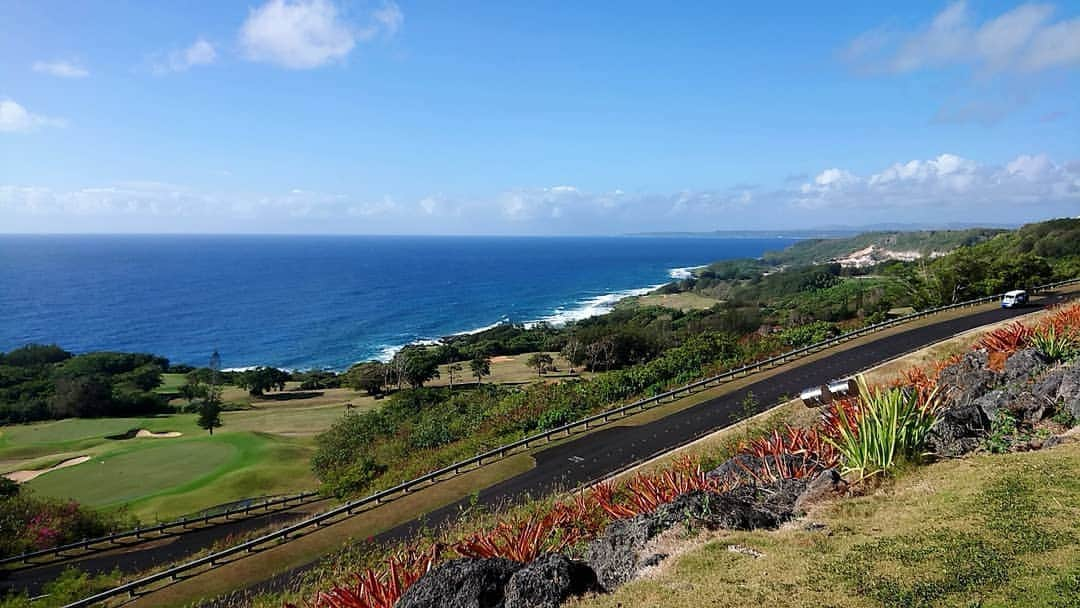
[927,400,989,457]
[585,511,664,590]
[396,558,522,608]
[937,350,999,409]
[1002,349,1048,384]
[585,484,805,591]
[1055,363,1080,422]
[1032,367,1066,403]
[972,389,1009,424]
[794,468,846,512]
[1006,391,1050,425]
[503,553,598,608]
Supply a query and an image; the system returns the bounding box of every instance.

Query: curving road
[1,291,1070,601]
[247,291,1072,599]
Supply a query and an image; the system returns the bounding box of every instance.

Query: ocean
[0,235,796,370]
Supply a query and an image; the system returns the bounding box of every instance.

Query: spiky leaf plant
[824,376,941,480]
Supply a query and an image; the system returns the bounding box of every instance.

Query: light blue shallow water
[0,235,796,370]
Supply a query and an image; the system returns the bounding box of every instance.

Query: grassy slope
[572,440,1080,608]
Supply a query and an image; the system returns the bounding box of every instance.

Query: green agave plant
[825,376,941,480]
[1030,324,1078,362]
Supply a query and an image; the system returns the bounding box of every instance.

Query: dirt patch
[4,455,91,484]
[490,355,514,363]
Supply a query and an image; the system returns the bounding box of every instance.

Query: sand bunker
[490,355,514,363]
[107,428,183,440]
[135,429,182,438]
[4,455,91,484]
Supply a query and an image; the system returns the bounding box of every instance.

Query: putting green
[26,437,239,507]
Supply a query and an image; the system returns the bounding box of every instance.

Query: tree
[197,385,223,435]
[525,353,554,377]
[179,373,208,407]
[469,354,491,387]
[117,362,164,392]
[561,337,584,372]
[585,338,616,371]
[236,366,290,396]
[447,362,463,390]
[343,362,386,395]
[49,375,112,418]
[395,348,440,388]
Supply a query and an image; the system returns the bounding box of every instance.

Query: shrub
[1030,324,1078,362]
[977,322,1034,356]
[0,492,133,559]
[292,545,443,608]
[985,411,1022,454]
[590,457,729,519]
[824,376,941,480]
[734,426,840,483]
[453,507,588,563]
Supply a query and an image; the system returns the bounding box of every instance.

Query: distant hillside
[645,218,1080,322]
[761,228,1007,267]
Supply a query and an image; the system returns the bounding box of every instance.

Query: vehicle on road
[1001,289,1029,308]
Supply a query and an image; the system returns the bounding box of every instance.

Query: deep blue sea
[0,235,796,370]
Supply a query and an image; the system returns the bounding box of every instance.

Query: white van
[1001,289,1029,308]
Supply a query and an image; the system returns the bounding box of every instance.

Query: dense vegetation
[664,219,1080,321]
[0,345,169,424]
[760,227,1005,266]
[314,331,743,496]
[0,480,133,559]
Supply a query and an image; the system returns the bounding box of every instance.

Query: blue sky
[1,1,1078,234]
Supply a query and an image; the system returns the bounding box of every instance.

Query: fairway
[26,437,239,507]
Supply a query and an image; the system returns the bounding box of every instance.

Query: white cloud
[361,1,403,40]
[794,153,1079,210]
[846,1,1080,74]
[0,182,378,220]
[32,60,89,78]
[239,0,402,69]
[153,38,217,74]
[497,185,756,224]
[0,99,66,133]
[4,153,1077,232]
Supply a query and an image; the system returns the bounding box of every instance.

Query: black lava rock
[396,557,522,608]
[503,553,598,608]
[1002,349,1048,384]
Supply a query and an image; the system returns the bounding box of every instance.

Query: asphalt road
[0,293,1068,600]
[247,293,1070,599]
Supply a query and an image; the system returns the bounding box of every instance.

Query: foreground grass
[571,441,1080,608]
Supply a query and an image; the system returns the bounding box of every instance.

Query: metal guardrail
[61,277,1080,607]
[0,491,322,569]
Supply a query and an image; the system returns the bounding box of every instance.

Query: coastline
[368,265,702,366]
[3,235,795,373]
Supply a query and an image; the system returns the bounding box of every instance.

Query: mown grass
[631,291,722,311]
[155,373,189,394]
[20,432,318,521]
[571,441,1080,608]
